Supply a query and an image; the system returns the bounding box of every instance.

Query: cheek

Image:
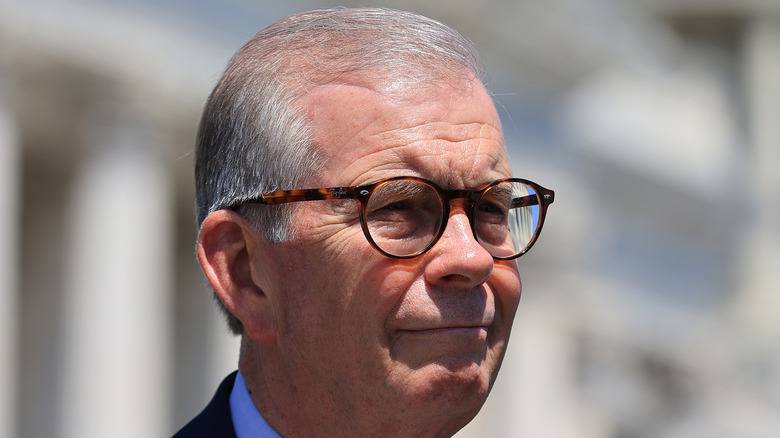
[282,231,412,346]
[493,261,522,302]
[345,258,419,335]
[483,265,521,378]
[276,205,424,364]
[488,263,522,336]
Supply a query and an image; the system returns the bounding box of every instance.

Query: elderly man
[175,7,554,438]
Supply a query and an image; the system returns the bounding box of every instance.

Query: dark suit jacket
[173,371,238,438]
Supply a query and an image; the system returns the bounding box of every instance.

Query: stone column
[58,101,173,437]
[0,73,20,438]
[734,16,780,335]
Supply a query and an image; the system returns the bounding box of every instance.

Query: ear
[197,209,276,343]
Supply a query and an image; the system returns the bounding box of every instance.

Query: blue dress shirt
[230,371,283,438]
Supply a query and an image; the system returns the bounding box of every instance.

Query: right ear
[196,209,277,343]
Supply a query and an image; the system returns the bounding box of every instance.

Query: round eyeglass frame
[232,176,555,260]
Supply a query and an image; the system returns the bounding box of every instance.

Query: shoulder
[172,371,238,438]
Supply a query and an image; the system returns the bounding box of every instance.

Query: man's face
[254,77,522,435]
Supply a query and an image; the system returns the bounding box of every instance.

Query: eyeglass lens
[363,179,541,259]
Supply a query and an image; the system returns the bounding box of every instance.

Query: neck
[237,336,476,438]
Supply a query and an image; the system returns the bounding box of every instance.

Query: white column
[734,16,780,334]
[59,102,173,437]
[0,74,20,438]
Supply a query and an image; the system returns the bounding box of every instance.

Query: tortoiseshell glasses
[236,176,554,260]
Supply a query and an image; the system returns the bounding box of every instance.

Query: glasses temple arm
[511,195,539,208]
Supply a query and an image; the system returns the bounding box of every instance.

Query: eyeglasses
[235,176,554,260]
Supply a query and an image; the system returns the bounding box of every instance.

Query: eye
[367,195,414,218]
[379,200,413,212]
[477,200,506,214]
[476,200,508,224]
[366,180,438,218]
[366,192,426,233]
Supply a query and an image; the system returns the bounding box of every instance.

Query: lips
[395,322,490,342]
[389,324,490,367]
[398,324,490,334]
[399,326,489,348]
[393,311,494,333]
[391,296,494,331]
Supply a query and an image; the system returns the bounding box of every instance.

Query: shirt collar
[230,370,283,438]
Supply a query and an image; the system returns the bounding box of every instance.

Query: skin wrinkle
[335,129,506,189]
[303,82,392,151]
[234,75,520,438]
[305,82,504,187]
[285,200,363,265]
[354,100,504,189]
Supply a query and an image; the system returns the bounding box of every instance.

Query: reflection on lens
[477,181,540,259]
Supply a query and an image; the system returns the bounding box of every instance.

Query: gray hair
[195,7,484,334]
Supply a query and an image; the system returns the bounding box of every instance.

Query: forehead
[300,78,510,188]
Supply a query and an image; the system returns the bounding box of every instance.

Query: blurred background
[1,0,779,437]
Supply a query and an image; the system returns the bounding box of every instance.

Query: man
[175,7,554,438]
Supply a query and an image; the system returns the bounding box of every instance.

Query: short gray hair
[195,7,484,334]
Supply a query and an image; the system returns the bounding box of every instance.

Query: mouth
[396,316,492,332]
[402,325,488,335]
[393,325,490,349]
[389,325,490,369]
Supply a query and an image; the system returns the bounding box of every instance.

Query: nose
[423,202,494,288]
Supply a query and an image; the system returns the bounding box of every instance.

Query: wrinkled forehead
[300,76,509,188]
[301,72,500,131]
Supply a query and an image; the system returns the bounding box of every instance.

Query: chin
[383,360,493,437]
[413,357,493,413]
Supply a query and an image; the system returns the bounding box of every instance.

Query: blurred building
[0,0,778,437]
